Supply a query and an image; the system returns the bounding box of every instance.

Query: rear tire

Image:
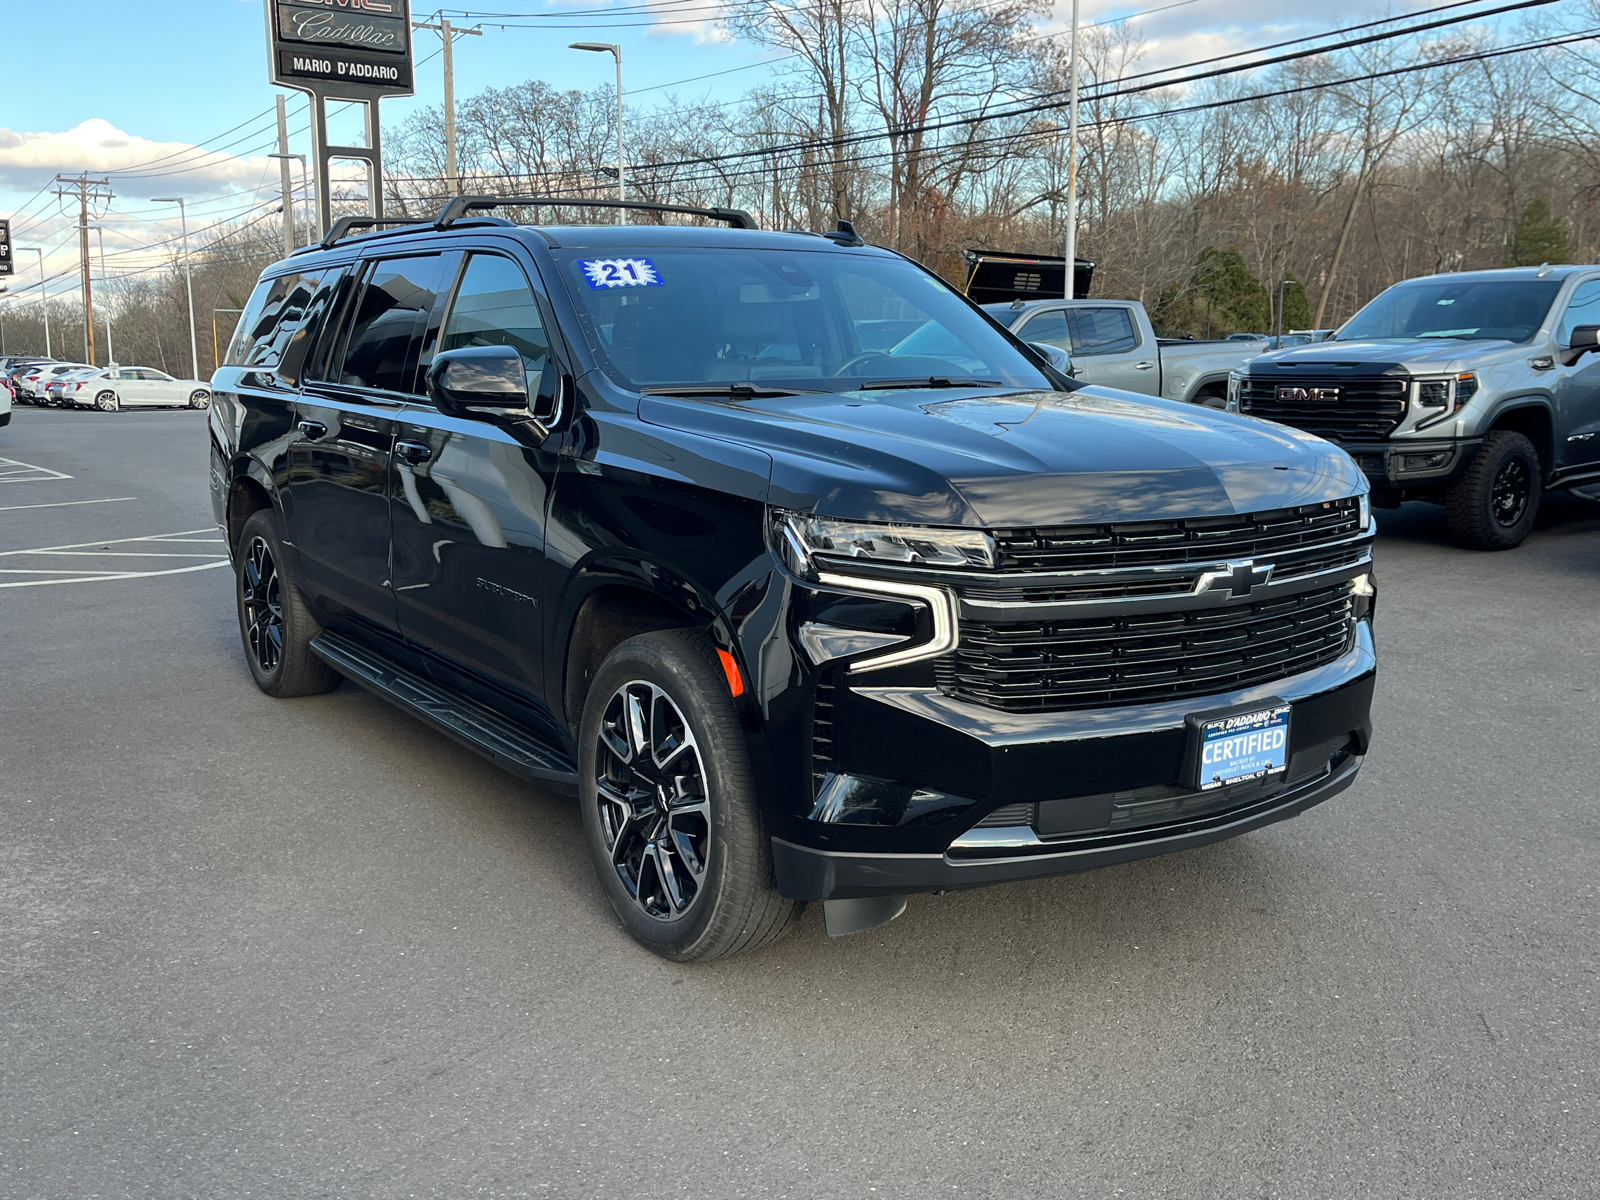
[1446,430,1541,550]
[578,629,801,961]
[234,510,342,697]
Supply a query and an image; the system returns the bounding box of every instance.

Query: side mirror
[1029,341,1074,376]
[1565,325,1600,366]
[427,345,530,415]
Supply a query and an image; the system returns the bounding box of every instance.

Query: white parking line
[0,457,72,483]
[0,527,231,588]
[0,497,137,513]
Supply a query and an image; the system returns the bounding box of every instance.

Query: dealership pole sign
[265,0,415,236]
[0,219,12,277]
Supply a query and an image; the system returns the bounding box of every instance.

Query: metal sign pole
[264,0,415,239]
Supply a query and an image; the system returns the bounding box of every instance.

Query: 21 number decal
[580,258,664,289]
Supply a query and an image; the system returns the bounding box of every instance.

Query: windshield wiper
[641,384,828,399]
[856,376,1004,391]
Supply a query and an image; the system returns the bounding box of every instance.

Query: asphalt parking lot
[3,404,1598,1198]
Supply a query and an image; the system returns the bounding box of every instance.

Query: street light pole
[153,197,200,381]
[570,42,625,218]
[0,288,8,356]
[1063,0,1080,299]
[91,225,114,365]
[24,246,50,358]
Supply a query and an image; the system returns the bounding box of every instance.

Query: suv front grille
[937,581,1355,712]
[1240,375,1407,442]
[993,497,1362,572]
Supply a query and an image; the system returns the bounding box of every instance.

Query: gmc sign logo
[1277,385,1340,402]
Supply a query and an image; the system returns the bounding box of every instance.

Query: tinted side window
[1018,309,1070,352]
[225,270,325,370]
[338,256,444,393]
[1559,279,1600,345]
[1067,307,1139,356]
[440,253,551,399]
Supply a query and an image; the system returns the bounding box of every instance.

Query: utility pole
[276,95,296,255]
[92,225,114,364]
[413,16,481,195]
[53,173,112,364]
[1062,0,1080,300]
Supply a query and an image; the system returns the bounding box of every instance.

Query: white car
[0,376,11,429]
[17,362,92,403]
[63,366,210,411]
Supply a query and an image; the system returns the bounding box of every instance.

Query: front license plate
[1186,701,1291,791]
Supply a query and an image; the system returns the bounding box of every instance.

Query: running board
[310,630,579,793]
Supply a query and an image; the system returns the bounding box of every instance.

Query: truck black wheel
[579,629,800,961]
[1446,430,1541,550]
[234,510,343,698]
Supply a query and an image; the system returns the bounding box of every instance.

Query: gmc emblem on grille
[1277,385,1340,402]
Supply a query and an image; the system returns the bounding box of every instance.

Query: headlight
[1412,373,1476,430]
[773,510,996,575]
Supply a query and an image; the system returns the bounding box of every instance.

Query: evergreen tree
[1189,247,1272,337]
[1506,198,1574,267]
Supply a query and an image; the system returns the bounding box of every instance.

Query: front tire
[1446,430,1541,550]
[234,510,342,697]
[95,391,118,412]
[188,390,210,410]
[579,629,800,961]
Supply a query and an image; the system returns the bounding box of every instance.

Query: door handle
[297,419,328,440]
[395,440,434,465]
[1134,361,1156,370]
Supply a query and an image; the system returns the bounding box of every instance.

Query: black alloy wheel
[240,534,285,677]
[594,680,712,921]
[1446,429,1542,550]
[1491,455,1531,527]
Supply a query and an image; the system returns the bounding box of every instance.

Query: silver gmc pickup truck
[1229,266,1600,549]
[985,298,1265,406]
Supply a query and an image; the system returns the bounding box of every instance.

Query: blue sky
[0,0,1536,304]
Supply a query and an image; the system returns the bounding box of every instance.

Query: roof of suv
[1392,266,1591,284]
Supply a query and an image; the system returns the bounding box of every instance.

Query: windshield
[554,247,1050,392]
[1339,279,1561,343]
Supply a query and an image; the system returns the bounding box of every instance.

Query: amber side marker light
[716,649,746,697]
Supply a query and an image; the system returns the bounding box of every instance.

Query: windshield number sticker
[580,258,663,289]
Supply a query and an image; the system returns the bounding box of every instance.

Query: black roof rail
[315,214,434,251]
[434,194,759,231]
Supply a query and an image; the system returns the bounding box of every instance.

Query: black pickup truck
[210,197,1377,960]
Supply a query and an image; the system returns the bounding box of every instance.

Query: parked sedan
[64,366,210,411]
[16,362,91,404]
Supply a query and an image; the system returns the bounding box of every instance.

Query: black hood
[640,386,1365,528]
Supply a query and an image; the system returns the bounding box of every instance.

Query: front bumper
[774,748,1362,900]
[771,620,1376,899]
[1342,437,1481,489]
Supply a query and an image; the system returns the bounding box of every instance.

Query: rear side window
[338,255,444,393]
[439,253,551,400]
[1018,309,1070,352]
[1067,307,1139,356]
[225,269,326,369]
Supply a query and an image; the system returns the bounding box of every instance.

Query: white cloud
[0,118,271,197]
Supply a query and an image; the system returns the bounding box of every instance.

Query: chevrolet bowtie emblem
[1196,558,1274,598]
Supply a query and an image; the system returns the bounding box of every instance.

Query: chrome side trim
[815,571,959,674]
[948,825,1043,852]
[797,623,910,667]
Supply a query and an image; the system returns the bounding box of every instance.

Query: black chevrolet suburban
[210,196,1377,960]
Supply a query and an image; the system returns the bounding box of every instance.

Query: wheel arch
[556,560,740,736]
[224,461,281,559]
[1485,399,1555,478]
